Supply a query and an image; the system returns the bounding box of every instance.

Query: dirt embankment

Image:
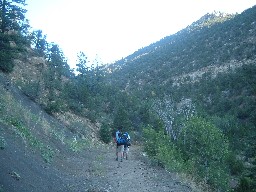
[0,132,199,192]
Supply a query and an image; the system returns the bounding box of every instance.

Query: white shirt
[116,130,121,140]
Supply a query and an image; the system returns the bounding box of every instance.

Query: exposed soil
[0,128,198,192]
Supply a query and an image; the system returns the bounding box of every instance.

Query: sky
[25,0,256,68]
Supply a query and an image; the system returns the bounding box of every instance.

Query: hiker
[115,127,124,162]
[123,132,131,160]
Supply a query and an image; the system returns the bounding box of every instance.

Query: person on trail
[123,132,131,160]
[115,127,124,162]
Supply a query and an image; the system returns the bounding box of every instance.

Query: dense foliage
[0,0,28,72]
[143,116,231,191]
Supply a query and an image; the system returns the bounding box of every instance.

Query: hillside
[0,71,96,191]
[106,8,256,95]
[105,6,256,142]
[103,6,256,191]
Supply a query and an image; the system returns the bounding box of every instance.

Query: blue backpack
[123,132,131,146]
[117,132,131,146]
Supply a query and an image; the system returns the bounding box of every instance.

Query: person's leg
[125,146,129,159]
[123,145,127,159]
[116,145,119,161]
[120,145,124,162]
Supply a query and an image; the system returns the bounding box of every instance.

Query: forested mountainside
[1,1,256,191]
[107,8,255,96]
[103,6,256,191]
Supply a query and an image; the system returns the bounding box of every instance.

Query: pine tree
[31,30,48,56]
[0,0,27,34]
[0,0,27,72]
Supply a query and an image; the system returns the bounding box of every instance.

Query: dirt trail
[53,144,198,192]
[101,145,195,192]
[0,127,198,192]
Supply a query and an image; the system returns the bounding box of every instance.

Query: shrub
[68,137,89,152]
[178,116,231,191]
[237,177,254,192]
[143,116,233,191]
[99,123,112,144]
[67,100,83,114]
[143,126,185,172]
[227,153,244,175]
[18,80,40,101]
[143,127,159,157]
[44,99,66,115]
[0,50,14,73]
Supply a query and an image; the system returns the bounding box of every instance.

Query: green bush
[178,116,231,191]
[99,123,112,144]
[143,117,232,191]
[227,153,244,175]
[18,80,40,101]
[67,100,83,114]
[143,127,186,172]
[44,99,66,115]
[85,110,97,123]
[237,177,254,192]
[68,137,89,152]
[143,127,159,157]
[0,51,14,73]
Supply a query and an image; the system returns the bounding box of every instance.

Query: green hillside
[103,6,256,191]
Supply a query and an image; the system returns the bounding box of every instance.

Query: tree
[47,43,70,79]
[113,106,132,131]
[0,33,14,72]
[43,44,70,114]
[0,0,28,73]
[31,30,48,56]
[99,123,112,144]
[0,0,27,34]
[76,51,88,75]
[74,51,91,106]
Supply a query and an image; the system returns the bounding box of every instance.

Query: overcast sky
[25,0,256,68]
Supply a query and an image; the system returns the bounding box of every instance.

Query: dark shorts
[116,145,124,153]
[124,145,129,153]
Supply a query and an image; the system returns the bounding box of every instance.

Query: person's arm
[115,131,120,140]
